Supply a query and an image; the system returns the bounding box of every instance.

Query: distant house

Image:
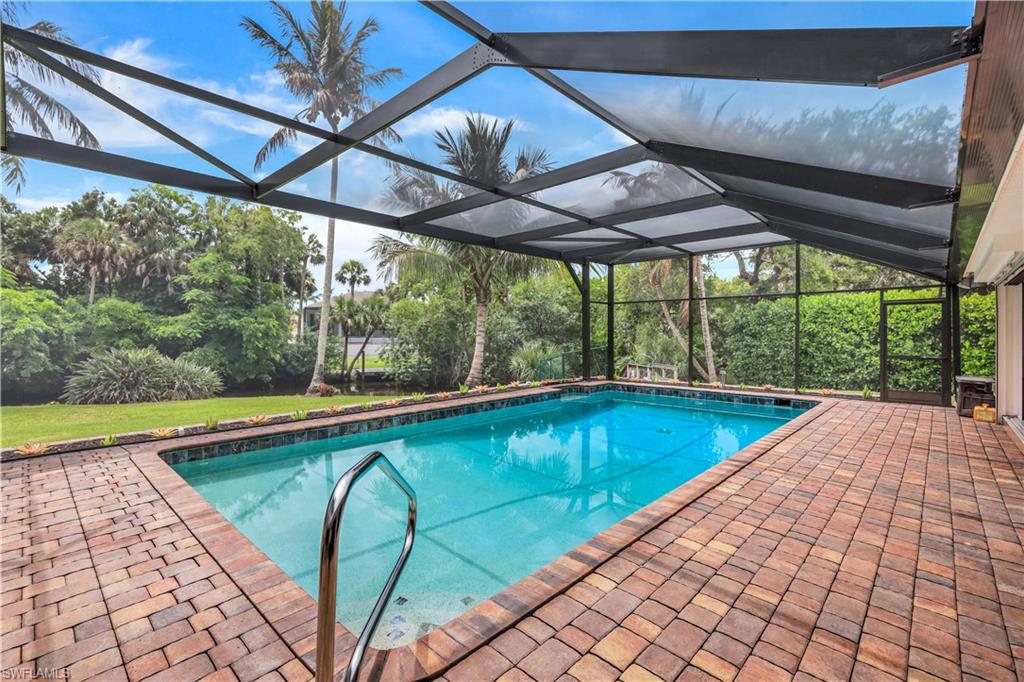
[301,291,390,357]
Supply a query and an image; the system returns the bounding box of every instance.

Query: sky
[6,0,974,295]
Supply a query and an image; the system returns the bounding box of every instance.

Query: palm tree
[53,218,136,305]
[297,233,324,336]
[2,0,100,192]
[335,259,370,299]
[242,0,402,394]
[329,295,359,383]
[373,114,555,386]
[345,292,386,379]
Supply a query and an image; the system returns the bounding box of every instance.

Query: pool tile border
[128,382,833,680]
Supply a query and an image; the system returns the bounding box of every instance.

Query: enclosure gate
[880,296,951,406]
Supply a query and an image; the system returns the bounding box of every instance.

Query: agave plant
[290,410,308,421]
[148,427,178,439]
[100,435,118,447]
[325,404,345,415]
[246,415,271,426]
[205,417,220,431]
[15,442,51,457]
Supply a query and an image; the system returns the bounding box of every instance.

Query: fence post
[795,243,801,393]
[607,265,615,379]
[582,260,591,379]
[688,255,695,384]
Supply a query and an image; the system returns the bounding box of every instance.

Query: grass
[1,393,403,447]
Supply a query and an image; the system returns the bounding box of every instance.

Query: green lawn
[1,393,402,447]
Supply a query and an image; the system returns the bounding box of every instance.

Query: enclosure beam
[497,194,725,246]
[255,43,509,197]
[724,192,949,249]
[9,41,254,187]
[490,26,972,86]
[402,144,648,224]
[4,133,564,261]
[563,223,766,259]
[652,142,954,208]
[765,221,948,281]
[582,261,592,379]
[607,265,615,379]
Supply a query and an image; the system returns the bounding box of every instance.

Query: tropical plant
[510,340,555,381]
[242,0,402,394]
[344,292,387,379]
[205,417,220,431]
[2,0,99,192]
[100,435,119,447]
[290,409,308,421]
[246,414,271,426]
[169,357,224,400]
[375,114,555,386]
[53,218,136,305]
[148,427,178,439]
[62,347,222,404]
[0,284,79,400]
[336,259,371,299]
[14,442,51,457]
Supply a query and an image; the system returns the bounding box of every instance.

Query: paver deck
[3,397,1023,682]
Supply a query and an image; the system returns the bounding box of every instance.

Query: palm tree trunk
[694,256,717,382]
[465,294,487,387]
[307,157,338,393]
[88,271,97,306]
[346,328,375,377]
[340,325,350,383]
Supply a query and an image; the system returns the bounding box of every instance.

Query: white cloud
[394,106,513,138]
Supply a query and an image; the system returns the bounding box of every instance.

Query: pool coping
[125,381,834,680]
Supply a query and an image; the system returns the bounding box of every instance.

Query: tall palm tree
[335,259,370,299]
[373,114,555,386]
[2,0,100,192]
[297,233,324,336]
[53,218,136,306]
[242,0,402,394]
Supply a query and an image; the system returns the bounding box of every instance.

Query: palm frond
[10,76,99,147]
[254,125,298,172]
[2,155,26,194]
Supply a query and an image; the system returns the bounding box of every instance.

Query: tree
[336,259,370,299]
[242,0,402,393]
[329,296,359,383]
[345,292,387,378]
[297,233,324,336]
[2,0,99,192]
[53,218,136,305]
[376,113,555,386]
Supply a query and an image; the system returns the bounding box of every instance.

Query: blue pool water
[172,390,805,646]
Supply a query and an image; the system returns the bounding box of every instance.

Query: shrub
[62,348,222,404]
[170,357,223,400]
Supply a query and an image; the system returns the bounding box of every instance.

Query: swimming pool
[171,388,807,647]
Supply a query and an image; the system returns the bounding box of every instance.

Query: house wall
[997,283,1023,420]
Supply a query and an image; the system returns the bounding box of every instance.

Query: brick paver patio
[3,398,1023,681]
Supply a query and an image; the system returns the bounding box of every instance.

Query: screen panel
[535,161,713,218]
[706,172,955,236]
[557,66,966,186]
[619,204,758,239]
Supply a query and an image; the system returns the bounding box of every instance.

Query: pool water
[172,390,805,647]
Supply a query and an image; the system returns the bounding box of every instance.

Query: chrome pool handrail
[315,451,417,682]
